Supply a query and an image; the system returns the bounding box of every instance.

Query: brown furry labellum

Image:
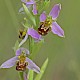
[38,21,51,36]
[16,53,28,71]
[16,61,28,71]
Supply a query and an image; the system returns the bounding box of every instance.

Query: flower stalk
[18,72,24,80]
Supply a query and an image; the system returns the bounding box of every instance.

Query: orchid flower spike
[38,3,64,37]
[0,48,40,73]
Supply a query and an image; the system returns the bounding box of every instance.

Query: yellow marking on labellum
[19,29,27,39]
[38,20,52,36]
[16,53,28,71]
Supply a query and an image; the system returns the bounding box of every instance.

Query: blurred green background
[0,0,80,80]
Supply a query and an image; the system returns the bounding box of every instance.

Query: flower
[19,28,42,47]
[0,48,40,73]
[38,3,64,37]
[21,0,38,15]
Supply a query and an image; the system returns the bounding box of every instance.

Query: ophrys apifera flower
[38,4,64,37]
[0,48,40,73]
[18,28,42,47]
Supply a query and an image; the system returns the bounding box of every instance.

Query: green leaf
[34,58,49,80]
[22,4,36,26]
[13,40,19,52]
[28,70,34,80]
[28,36,34,55]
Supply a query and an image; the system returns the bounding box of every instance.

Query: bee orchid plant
[0,0,64,80]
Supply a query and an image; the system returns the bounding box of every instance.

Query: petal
[40,12,46,22]
[51,22,64,37]
[49,3,61,20]
[27,28,41,40]
[19,33,28,47]
[26,57,40,73]
[19,7,24,14]
[16,48,29,56]
[21,0,26,3]
[25,3,32,10]
[32,3,38,15]
[26,2,34,5]
[0,56,18,68]
[21,0,34,4]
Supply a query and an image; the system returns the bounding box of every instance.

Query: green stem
[29,36,35,59]
[18,72,24,80]
[35,15,40,29]
[29,36,31,54]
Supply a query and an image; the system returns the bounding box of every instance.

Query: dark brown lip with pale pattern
[38,22,51,36]
[16,61,28,71]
